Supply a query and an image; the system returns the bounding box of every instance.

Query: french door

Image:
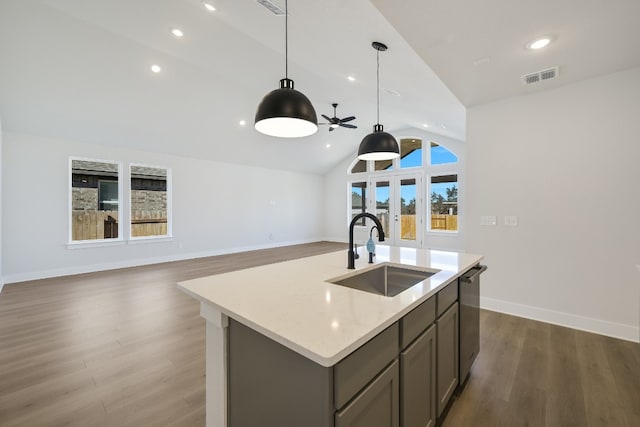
[369,174,423,247]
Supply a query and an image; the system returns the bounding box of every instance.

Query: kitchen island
[178,245,483,427]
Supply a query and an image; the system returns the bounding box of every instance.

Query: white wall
[0,118,3,292]
[323,128,466,251]
[2,132,324,283]
[466,67,640,342]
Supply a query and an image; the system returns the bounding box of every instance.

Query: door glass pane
[400,178,416,240]
[350,182,367,226]
[430,174,458,231]
[400,139,422,168]
[375,181,390,235]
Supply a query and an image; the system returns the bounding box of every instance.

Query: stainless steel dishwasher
[459,264,487,384]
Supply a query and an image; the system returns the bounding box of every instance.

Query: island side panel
[201,302,229,427]
[227,319,334,427]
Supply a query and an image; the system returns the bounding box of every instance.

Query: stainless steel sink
[329,265,437,297]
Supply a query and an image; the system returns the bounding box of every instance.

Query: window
[350,160,367,174]
[350,182,367,226]
[430,174,458,232]
[70,159,122,242]
[400,138,422,169]
[430,142,458,165]
[374,160,394,171]
[130,164,171,238]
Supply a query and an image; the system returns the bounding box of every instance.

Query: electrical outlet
[480,216,497,226]
[504,216,518,227]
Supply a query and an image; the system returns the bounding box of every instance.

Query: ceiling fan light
[358,124,400,161]
[255,79,318,138]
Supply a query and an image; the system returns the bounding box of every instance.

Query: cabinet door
[335,359,400,427]
[401,325,436,427]
[436,302,459,417]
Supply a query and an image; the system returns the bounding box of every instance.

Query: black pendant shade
[255,78,318,138]
[254,0,318,138]
[358,124,400,161]
[357,41,400,161]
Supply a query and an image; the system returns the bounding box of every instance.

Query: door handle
[461,265,488,283]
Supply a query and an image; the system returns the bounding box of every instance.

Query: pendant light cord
[285,0,288,79]
[376,47,380,124]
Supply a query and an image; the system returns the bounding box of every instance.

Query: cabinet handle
[460,265,487,283]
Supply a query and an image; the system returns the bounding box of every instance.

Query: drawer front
[436,281,459,317]
[401,296,436,348]
[335,359,400,427]
[334,323,399,409]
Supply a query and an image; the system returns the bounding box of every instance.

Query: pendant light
[255,0,318,138]
[357,42,400,160]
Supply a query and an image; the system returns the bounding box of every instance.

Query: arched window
[346,137,461,245]
[430,142,458,165]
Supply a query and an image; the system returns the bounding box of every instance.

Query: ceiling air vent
[522,66,559,85]
[257,0,285,15]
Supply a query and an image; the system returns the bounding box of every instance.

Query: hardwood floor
[0,242,346,426]
[1,241,638,426]
[443,310,640,427]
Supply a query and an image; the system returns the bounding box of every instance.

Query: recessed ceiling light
[422,124,429,128]
[150,64,162,73]
[239,120,246,126]
[526,36,552,50]
[202,1,216,12]
[326,143,331,148]
[347,76,356,82]
[171,28,184,38]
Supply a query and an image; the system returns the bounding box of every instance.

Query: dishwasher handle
[461,264,488,283]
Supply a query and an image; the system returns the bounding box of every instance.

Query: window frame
[129,162,173,241]
[68,156,124,246]
[427,171,459,235]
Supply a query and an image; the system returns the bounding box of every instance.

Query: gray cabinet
[226,272,475,427]
[436,301,459,417]
[335,359,400,427]
[400,324,436,427]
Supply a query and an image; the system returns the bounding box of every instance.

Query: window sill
[127,236,174,245]
[426,230,459,236]
[67,239,125,249]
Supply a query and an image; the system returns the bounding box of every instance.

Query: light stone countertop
[178,245,484,367]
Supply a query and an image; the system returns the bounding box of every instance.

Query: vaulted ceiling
[1,0,638,174]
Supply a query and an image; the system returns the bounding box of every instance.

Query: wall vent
[522,66,559,85]
[257,0,285,15]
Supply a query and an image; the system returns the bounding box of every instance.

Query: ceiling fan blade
[321,114,332,122]
[340,116,356,123]
[340,123,357,129]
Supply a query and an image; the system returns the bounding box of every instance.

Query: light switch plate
[504,216,518,226]
[480,216,497,226]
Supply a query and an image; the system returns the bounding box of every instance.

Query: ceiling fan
[320,103,357,132]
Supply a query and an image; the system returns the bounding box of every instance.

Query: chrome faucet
[348,213,385,269]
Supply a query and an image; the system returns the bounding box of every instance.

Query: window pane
[131,165,169,238]
[351,182,367,226]
[374,160,393,171]
[430,142,458,165]
[400,178,416,240]
[400,138,422,168]
[71,159,120,241]
[375,181,390,235]
[430,174,458,231]
[350,160,367,174]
